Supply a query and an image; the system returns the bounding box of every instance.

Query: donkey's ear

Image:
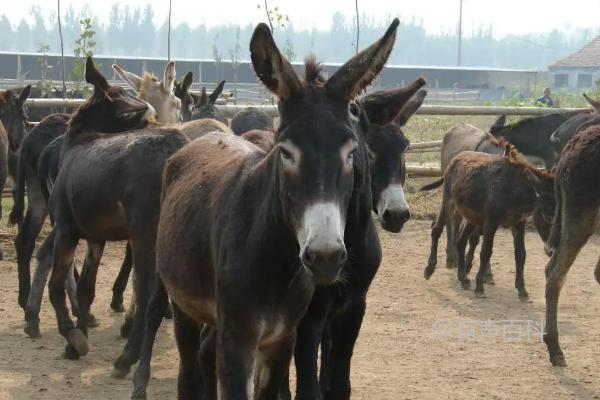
[18,85,31,104]
[395,88,427,126]
[181,72,193,93]
[490,114,506,133]
[112,64,143,92]
[360,78,426,126]
[198,87,208,106]
[163,61,176,93]
[85,57,109,92]
[250,23,303,101]
[326,18,399,102]
[583,93,600,113]
[208,80,225,104]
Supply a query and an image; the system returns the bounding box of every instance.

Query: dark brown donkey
[423,142,555,300]
[132,20,401,399]
[25,57,189,367]
[543,124,600,366]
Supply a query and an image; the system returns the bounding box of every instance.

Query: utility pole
[168,0,172,61]
[457,0,463,66]
[58,0,67,104]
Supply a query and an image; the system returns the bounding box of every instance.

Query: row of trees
[1,3,599,69]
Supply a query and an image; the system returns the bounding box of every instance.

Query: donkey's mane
[486,133,554,179]
[304,55,325,86]
[139,72,159,97]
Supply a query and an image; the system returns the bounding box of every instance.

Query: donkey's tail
[420,178,444,191]
[8,148,27,226]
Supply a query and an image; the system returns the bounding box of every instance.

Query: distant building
[548,35,600,90]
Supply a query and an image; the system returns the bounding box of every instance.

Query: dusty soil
[0,220,598,399]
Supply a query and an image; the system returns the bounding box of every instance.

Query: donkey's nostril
[301,248,315,267]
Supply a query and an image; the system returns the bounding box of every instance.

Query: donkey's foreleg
[512,222,528,301]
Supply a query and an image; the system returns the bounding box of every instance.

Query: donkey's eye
[348,102,360,121]
[347,149,356,165]
[280,147,294,163]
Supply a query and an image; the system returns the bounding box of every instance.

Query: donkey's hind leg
[111,242,132,313]
[24,228,56,338]
[172,303,202,400]
[425,206,449,279]
[75,241,105,336]
[47,224,87,359]
[132,275,170,399]
[474,221,499,298]
[512,221,529,301]
[455,221,476,289]
[544,206,596,366]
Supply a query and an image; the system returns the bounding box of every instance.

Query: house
[548,35,600,90]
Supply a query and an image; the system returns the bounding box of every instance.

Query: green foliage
[36,44,54,97]
[71,17,96,97]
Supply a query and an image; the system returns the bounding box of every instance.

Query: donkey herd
[0,19,598,399]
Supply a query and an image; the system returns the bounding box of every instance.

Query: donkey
[231,106,274,135]
[423,141,555,300]
[542,124,600,366]
[25,58,189,367]
[0,86,31,209]
[174,72,195,122]
[112,62,181,124]
[549,94,600,154]
[0,119,8,257]
[438,111,578,278]
[191,81,227,124]
[131,19,402,400]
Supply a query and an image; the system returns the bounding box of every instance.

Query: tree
[229,27,242,103]
[212,34,223,82]
[71,17,97,97]
[36,44,54,97]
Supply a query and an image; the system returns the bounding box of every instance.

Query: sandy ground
[0,220,598,399]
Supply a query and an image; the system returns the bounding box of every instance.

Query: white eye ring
[348,101,360,121]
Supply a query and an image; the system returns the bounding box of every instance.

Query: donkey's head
[174,72,194,122]
[0,85,30,152]
[191,81,227,123]
[360,83,427,232]
[112,61,181,123]
[73,57,157,133]
[251,19,399,284]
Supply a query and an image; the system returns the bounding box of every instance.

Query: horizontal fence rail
[23,99,588,178]
[23,98,590,117]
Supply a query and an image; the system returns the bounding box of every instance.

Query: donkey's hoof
[63,344,81,360]
[131,388,147,400]
[111,366,131,379]
[24,320,41,339]
[518,292,530,302]
[484,274,495,285]
[474,290,487,298]
[550,352,567,367]
[67,328,89,356]
[459,279,471,290]
[424,266,435,280]
[88,314,100,328]
[110,302,126,313]
[445,260,456,269]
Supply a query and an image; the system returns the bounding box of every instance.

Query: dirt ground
[0,220,598,399]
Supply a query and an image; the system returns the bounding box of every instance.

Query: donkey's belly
[72,200,130,241]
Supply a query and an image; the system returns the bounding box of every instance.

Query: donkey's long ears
[18,85,31,104]
[181,72,193,93]
[112,64,143,91]
[250,23,303,101]
[395,88,427,126]
[199,87,208,106]
[583,93,600,113]
[86,57,109,92]
[208,80,225,104]
[326,18,399,101]
[360,78,426,126]
[490,114,506,133]
[163,61,176,93]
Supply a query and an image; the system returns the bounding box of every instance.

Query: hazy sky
[4,0,600,37]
